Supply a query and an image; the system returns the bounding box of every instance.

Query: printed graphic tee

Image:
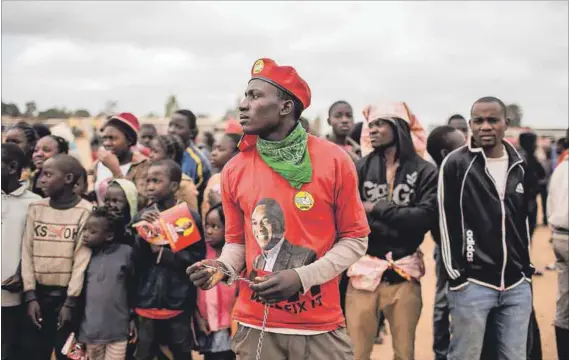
[222,135,369,332]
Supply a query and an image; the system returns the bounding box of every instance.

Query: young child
[149,134,199,211]
[31,135,70,197]
[168,109,212,208]
[4,121,39,182]
[201,133,240,218]
[132,159,206,360]
[1,143,42,360]
[74,167,97,205]
[78,206,137,360]
[195,203,237,360]
[20,154,93,360]
[136,124,158,157]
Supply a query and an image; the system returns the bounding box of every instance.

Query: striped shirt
[21,198,93,300]
[181,143,212,205]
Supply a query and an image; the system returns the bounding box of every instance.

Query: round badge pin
[294,191,314,211]
[252,59,264,74]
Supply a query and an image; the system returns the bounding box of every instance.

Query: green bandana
[256,123,313,189]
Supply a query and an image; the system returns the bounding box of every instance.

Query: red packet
[61,332,86,360]
[133,203,201,252]
[254,269,272,279]
[159,203,201,252]
[133,220,169,246]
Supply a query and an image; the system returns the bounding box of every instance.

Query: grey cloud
[2,1,567,128]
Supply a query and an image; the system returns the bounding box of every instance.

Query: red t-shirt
[221,134,369,332]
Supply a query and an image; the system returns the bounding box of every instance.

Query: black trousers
[2,305,24,360]
[25,294,74,360]
[204,350,235,360]
[135,313,193,360]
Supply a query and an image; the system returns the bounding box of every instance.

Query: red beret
[249,58,311,110]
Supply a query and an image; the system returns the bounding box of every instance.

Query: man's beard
[373,139,396,153]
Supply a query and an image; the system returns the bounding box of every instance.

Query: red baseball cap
[249,58,311,110]
[104,112,140,144]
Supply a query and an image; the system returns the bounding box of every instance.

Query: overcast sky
[2,1,568,128]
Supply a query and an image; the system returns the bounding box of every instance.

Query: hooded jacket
[356,118,438,267]
[438,139,535,291]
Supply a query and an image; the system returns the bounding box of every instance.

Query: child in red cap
[91,113,149,208]
[188,58,370,360]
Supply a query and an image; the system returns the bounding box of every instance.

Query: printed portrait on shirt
[250,198,317,272]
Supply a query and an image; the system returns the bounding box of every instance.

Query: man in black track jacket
[346,102,438,360]
[438,96,534,360]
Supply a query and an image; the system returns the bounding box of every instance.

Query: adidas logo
[516,183,524,194]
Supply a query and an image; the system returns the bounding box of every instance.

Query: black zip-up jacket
[438,140,535,290]
[356,118,438,268]
[133,203,205,312]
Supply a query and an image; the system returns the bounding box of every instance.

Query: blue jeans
[433,245,450,360]
[448,281,532,360]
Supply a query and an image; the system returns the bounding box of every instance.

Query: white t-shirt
[486,150,509,199]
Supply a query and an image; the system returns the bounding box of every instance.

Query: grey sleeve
[293,236,368,293]
[217,243,246,282]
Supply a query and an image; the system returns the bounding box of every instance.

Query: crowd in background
[2,79,568,360]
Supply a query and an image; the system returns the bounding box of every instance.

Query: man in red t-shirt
[188,58,370,360]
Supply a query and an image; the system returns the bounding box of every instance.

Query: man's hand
[97,148,121,176]
[363,201,375,214]
[58,305,72,330]
[128,320,138,344]
[187,260,227,290]
[27,300,43,329]
[249,269,303,303]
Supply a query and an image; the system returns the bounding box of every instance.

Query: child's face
[205,209,225,248]
[104,184,128,217]
[149,138,166,162]
[38,158,72,197]
[4,129,30,156]
[74,174,88,196]
[1,149,18,183]
[82,215,112,248]
[210,136,237,169]
[139,127,157,148]
[145,165,178,203]
[32,136,59,170]
[102,125,130,157]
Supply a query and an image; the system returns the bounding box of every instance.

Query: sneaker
[534,270,544,276]
[546,263,557,271]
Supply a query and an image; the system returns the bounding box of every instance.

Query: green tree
[506,103,523,127]
[1,101,21,117]
[24,101,37,118]
[37,108,69,120]
[73,109,91,118]
[165,95,179,117]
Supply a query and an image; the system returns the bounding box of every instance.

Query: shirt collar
[1,182,29,197]
[263,237,285,257]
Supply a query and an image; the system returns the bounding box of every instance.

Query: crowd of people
[1,57,568,360]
